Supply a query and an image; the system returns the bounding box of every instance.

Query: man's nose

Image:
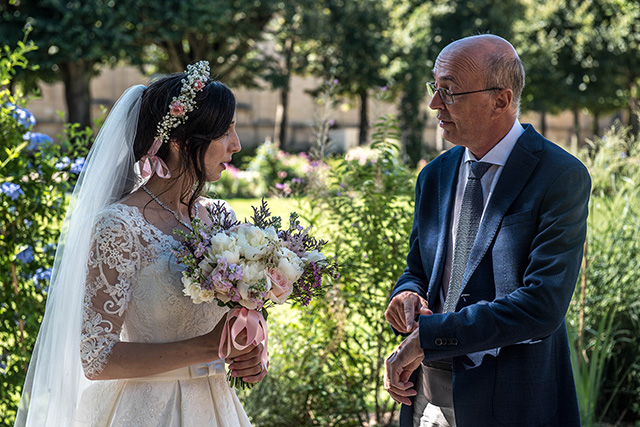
[428,91,445,110]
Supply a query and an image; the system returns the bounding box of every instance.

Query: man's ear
[493,89,513,114]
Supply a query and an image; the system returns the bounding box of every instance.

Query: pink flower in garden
[278,171,287,178]
[193,80,204,90]
[169,101,184,117]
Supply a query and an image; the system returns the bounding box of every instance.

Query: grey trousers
[412,364,457,427]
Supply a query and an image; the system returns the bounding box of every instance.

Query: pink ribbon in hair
[219,307,268,372]
[137,136,171,179]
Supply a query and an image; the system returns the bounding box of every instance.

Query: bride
[15,61,266,426]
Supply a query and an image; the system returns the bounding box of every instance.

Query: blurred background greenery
[2,0,640,426]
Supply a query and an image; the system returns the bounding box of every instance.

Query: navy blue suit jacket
[392,125,590,426]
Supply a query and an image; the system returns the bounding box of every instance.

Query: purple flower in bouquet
[173,199,339,388]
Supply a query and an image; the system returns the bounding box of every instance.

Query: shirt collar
[463,119,524,166]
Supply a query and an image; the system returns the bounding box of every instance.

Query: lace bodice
[81,203,228,379]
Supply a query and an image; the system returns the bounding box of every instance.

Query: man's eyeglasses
[426,82,503,105]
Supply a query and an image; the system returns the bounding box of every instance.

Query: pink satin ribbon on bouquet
[219,307,268,371]
[136,136,171,179]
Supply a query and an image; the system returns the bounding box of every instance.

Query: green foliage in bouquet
[0,37,91,425]
[241,115,416,426]
[569,123,640,424]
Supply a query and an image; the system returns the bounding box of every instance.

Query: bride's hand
[228,343,268,384]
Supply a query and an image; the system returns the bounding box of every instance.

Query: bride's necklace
[141,185,196,231]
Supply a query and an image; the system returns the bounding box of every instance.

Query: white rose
[237,225,271,260]
[277,247,304,284]
[208,232,236,257]
[239,261,266,286]
[263,226,278,241]
[182,276,204,303]
[303,250,326,264]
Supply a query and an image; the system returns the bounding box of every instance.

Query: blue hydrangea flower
[55,157,71,170]
[0,182,24,200]
[16,246,35,264]
[33,267,52,291]
[7,103,36,130]
[24,132,53,151]
[70,157,86,174]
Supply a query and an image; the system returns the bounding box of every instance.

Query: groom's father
[384,34,589,427]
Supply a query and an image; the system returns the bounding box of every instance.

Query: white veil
[15,85,146,426]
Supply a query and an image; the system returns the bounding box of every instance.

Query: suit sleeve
[417,162,591,361]
[390,168,430,301]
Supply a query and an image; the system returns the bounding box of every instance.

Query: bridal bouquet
[174,200,338,388]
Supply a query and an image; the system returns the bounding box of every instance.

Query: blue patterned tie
[443,161,492,313]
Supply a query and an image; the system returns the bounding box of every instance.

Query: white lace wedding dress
[76,203,251,427]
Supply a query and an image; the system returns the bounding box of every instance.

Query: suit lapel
[427,147,463,306]
[461,127,542,291]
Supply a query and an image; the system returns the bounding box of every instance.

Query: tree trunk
[539,111,547,136]
[629,79,639,137]
[592,110,600,138]
[399,77,425,167]
[358,90,369,146]
[278,87,289,150]
[59,61,94,130]
[572,106,580,153]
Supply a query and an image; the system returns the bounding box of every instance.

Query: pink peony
[169,101,184,117]
[193,80,204,90]
[267,267,293,304]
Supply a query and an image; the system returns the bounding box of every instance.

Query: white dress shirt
[435,120,525,313]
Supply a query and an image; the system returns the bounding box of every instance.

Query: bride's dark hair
[133,73,236,216]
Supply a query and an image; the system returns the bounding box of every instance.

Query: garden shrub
[569,123,640,424]
[242,115,417,426]
[0,39,89,425]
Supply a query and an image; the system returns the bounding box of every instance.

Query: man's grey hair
[484,52,525,115]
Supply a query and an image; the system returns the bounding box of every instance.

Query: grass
[227,197,303,223]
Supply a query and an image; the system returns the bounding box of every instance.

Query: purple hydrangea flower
[7,104,36,129]
[70,157,86,174]
[55,157,71,170]
[33,267,52,291]
[16,247,34,264]
[1,182,24,200]
[24,132,53,151]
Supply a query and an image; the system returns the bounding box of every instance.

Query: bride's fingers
[229,343,264,362]
[240,362,268,383]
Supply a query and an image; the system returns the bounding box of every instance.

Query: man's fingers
[386,384,417,405]
[403,297,417,331]
[385,305,408,333]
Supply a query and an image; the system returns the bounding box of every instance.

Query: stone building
[27,65,604,157]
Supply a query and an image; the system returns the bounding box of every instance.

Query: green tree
[0,0,138,129]
[262,0,318,149]
[388,0,524,165]
[133,0,280,86]
[305,0,393,146]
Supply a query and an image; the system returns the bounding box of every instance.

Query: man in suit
[383,34,589,427]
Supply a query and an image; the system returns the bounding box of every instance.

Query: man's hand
[385,291,432,333]
[384,329,424,405]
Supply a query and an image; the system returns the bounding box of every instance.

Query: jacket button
[435,338,443,346]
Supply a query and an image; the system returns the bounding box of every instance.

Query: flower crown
[155,60,211,144]
[136,61,211,180]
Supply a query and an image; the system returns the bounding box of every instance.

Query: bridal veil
[15,85,146,426]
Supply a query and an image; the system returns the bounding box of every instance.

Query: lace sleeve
[81,210,141,379]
